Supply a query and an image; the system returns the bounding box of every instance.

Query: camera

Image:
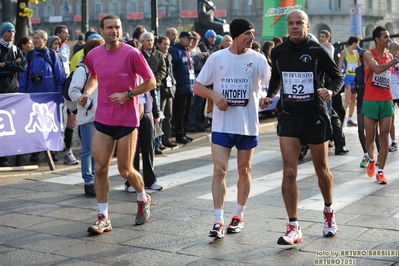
[30,73,43,85]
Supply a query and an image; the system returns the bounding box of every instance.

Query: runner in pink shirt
[80,14,156,235]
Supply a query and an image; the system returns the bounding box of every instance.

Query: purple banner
[0,93,64,156]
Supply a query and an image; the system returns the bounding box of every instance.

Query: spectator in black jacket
[156,35,177,148]
[140,31,166,154]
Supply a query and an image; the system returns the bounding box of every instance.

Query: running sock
[324,203,333,212]
[64,126,74,150]
[137,191,147,202]
[289,221,299,227]
[364,152,369,157]
[233,203,246,219]
[377,169,383,173]
[215,209,224,224]
[98,203,109,219]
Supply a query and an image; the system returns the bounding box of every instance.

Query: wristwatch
[128,90,134,99]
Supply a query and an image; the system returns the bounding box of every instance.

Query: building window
[367,0,372,9]
[165,0,179,16]
[232,0,241,16]
[32,6,39,17]
[44,0,54,18]
[387,0,392,11]
[126,0,139,12]
[244,0,255,16]
[144,1,151,18]
[75,2,81,15]
[94,0,102,17]
[109,0,120,16]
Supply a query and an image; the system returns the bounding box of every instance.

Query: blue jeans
[79,122,95,185]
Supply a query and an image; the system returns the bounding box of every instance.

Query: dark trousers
[331,108,346,149]
[161,96,173,141]
[134,112,156,187]
[173,94,192,138]
[188,94,206,131]
[332,90,345,125]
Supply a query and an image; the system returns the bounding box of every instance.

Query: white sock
[137,191,147,202]
[98,203,109,218]
[364,152,369,157]
[214,209,224,224]
[233,204,245,219]
[392,140,396,143]
[377,168,383,173]
[348,117,353,122]
[289,221,299,227]
[324,205,333,212]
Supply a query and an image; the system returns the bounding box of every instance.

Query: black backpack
[62,65,89,101]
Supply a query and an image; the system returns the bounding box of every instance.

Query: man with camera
[19,29,65,163]
[19,29,65,93]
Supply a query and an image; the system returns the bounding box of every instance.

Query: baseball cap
[179,31,195,39]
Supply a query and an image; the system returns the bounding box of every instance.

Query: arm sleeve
[155,53,167,87]
[18,53,28,92]
[53,53,66,93]
[322,50,344,96]
[266,49,282,99]
[68,66,86,101]
[4,49,27,72]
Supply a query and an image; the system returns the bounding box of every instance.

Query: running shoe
[347,120,357,127]
[124,180,136,193]
[64,152,79,165]
[366,159,376,177]
[146,181,163,190]
[376,172,387,185]
[209,222,224,239]
[277,223,303,245]
[389,142,398,152]
[360,155,369,168]
[87,214,112,234]
[226,216,244,234]
[323,207,338,237]
[135,194,152,225]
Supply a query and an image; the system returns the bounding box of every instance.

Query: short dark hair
[251,41,260,50]
[82,38,104,63]
[157,35,168,45]
[347,36,360,45]
[320,30,330,39]
[100,14,120,29]
[272,36,283,46]
[54,25,68,35]
[132,25,146,39]
[373,26,387,44]
[16,36,31,50]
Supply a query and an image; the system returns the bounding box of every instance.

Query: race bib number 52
[282,71,314,102]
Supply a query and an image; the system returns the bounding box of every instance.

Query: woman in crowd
[68,37,104,197]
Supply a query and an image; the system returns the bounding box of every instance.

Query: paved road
[0,111,399,266]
